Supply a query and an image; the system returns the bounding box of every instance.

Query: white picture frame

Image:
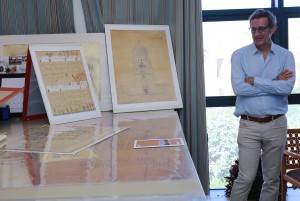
[29,44,101,125]
[105,24,183,113]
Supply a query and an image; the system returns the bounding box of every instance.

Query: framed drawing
[29,44,101,125]
[105,24,183,113]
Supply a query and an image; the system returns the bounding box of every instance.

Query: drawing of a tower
[132,42,153,95]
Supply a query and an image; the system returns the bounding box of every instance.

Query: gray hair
[249,9,277,27]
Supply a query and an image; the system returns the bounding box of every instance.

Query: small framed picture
[29,44,101,125]
[134,138,185,149]
[0,54,27,74]
[105,24,183,113]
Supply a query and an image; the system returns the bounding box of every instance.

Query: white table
[0,110,206,201]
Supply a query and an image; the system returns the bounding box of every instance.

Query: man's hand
[245,77,254,85]
[244,69,293,85]
[276,69,294,80]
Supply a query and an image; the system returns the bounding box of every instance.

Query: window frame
[203,1,300,107]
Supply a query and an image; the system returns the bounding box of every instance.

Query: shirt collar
[250,42,275,55]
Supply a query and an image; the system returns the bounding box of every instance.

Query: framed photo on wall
[105,24,183,113]
[29,44,101,125]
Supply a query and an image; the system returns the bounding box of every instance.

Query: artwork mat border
[29,44,101,125]
[105,24,183,113]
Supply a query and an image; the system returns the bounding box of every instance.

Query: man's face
[250,17,277,49]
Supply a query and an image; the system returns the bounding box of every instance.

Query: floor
[206,188,300,201]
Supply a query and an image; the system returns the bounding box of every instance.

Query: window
[206,107,239,188]
[202,0,271,11]
[288,18,300,93]
[203,1,300,190]
[203,21,251,96]
[284,0,300,7]
[203,20,251,188]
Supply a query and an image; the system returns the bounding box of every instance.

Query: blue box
[0,106,10,120]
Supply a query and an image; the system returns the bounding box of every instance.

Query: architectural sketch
[35,50,95,116]
[105,24,183,113]
[132,42,154,95]
[82,42,102,103]
[29,45,101,124]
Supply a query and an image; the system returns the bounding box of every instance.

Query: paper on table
[134,138,184,149]
[0,134,7,149]
[0,122,128,155]
[0,134,7,142]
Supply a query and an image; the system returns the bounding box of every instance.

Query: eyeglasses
[249,26,270,33]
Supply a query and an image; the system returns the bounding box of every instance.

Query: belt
[240,114,283,123]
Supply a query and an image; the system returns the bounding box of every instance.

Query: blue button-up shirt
[231,42,295,117]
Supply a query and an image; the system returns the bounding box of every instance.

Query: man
[230,9,295,201]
